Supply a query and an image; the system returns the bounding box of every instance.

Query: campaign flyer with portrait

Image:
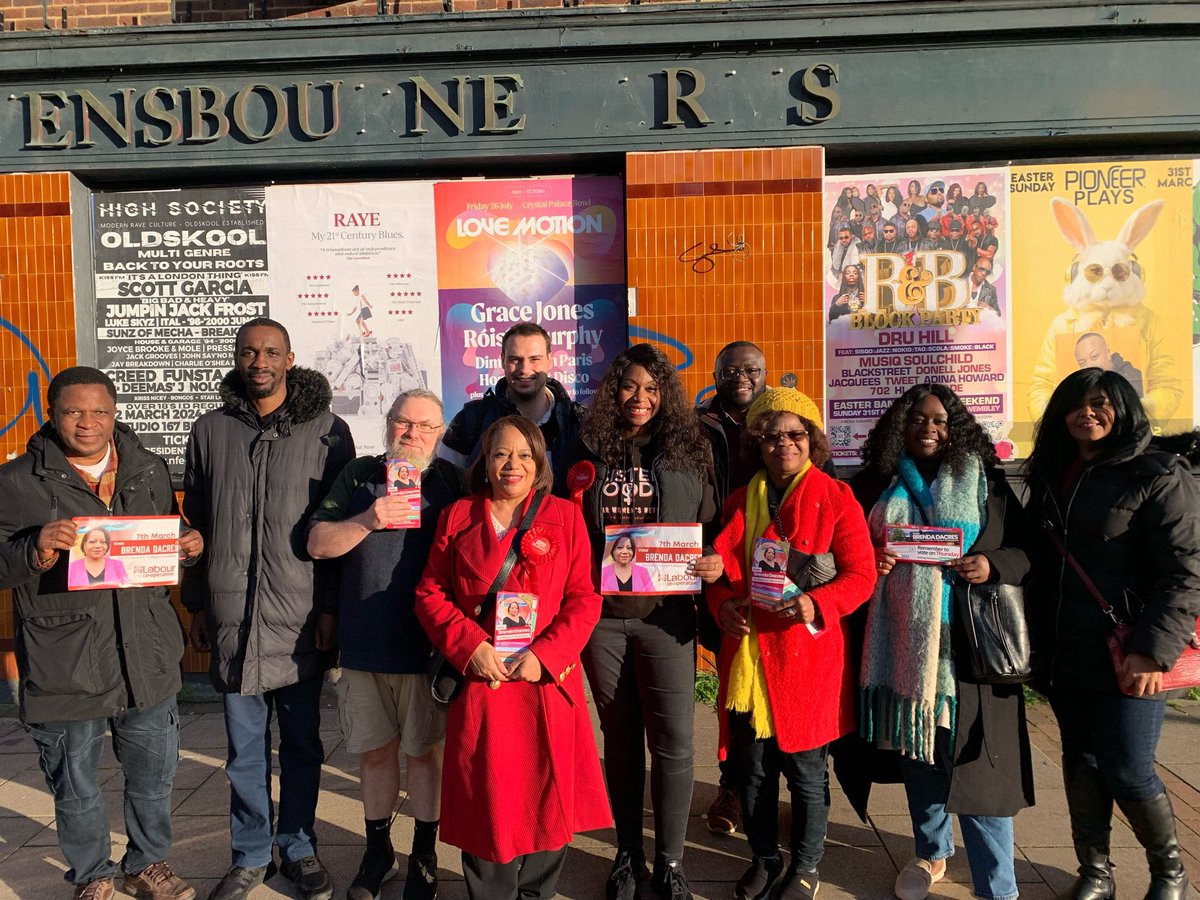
[434,176,628,423]
[265,181,441,456]
[1008,159,1195,450]
[749,537,789,610]
[385,457,421,529]
[885,524,963,564]
[494,592,538,656]
[90,187,270,476]
[823,170,1013,464]
[67,516,181,591]
[600,524,702,596]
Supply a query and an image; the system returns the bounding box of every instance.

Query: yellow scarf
[725,463,810,738]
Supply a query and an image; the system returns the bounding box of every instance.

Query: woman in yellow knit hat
[707,387,877,900]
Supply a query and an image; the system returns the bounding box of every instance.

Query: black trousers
[729,711,831,871]
[581,603,696,862]
[461,847,567,900]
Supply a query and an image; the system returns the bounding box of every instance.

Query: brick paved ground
[0,690,1195,899]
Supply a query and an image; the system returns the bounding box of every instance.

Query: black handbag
[428,493,544,705]
[953,581,1033,684]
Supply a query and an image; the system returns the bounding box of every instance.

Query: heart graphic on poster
[488,244,570,305]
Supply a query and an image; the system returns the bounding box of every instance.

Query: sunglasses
[761,430,809,446]
[1083,263,1131,283]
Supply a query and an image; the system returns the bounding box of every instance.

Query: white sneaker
[893,857,946,900]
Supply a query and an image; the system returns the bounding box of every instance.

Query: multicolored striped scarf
[860,452,986,763]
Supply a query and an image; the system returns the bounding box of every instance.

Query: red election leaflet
[67,516,181,590]
[385,458,422,529]
[600,524,702,595]
[885,524,963,564]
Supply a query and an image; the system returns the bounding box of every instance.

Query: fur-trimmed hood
[1150,428,1200,467]
[218,365,334,427]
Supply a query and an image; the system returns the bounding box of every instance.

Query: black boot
[1115,792,1190,900]
[1061,758,1117,900]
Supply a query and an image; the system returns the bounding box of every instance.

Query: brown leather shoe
[706,786,739,835]
[73,878,114,900]
[123,861,196,900]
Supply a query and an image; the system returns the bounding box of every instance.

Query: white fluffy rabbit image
[1027,197,1182,423]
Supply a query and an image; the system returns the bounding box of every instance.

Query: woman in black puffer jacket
[1024,367,1200,900]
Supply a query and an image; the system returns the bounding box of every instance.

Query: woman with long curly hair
[849,383,1033,900]
[559,343,723,900]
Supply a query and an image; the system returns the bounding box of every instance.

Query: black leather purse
[953,581,1033,685]
[428,493,544,705]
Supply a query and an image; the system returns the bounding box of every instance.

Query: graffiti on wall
[0,316,50,450]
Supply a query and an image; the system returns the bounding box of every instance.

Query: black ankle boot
[1115,792,1190,900]
[1061,758,1117,900]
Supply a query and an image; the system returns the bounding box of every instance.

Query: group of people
[827,179,1004,320]
[0,316,1197,900]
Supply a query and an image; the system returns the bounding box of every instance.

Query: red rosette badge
[566,461,596,508]
[521,526,557,567]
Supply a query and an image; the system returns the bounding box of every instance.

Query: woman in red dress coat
[708,388,877,900]
[415,415,611,900]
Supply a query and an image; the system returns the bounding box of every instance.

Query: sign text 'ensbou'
[21,63,841,151]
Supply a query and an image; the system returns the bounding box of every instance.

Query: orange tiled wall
[0,173,78,663]
[625,147,826,410]
[625,147,826,673]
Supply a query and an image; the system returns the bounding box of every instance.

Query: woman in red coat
[708,388,876,900]
[415,415,611,900]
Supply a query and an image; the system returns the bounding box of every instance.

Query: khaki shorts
[334,669,447,757]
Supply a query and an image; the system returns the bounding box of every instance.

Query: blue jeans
[1050,690,1165,802]
[223,676,324,867]
[26,697,180,885]
[900,729,1017,900]
[729,712,831,870]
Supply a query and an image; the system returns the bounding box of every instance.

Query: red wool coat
[708,468,877,757]
[414,492,611,863]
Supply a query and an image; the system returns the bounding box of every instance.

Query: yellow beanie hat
[746,387,823,431]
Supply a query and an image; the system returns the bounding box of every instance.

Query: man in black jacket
[308,388,466,900]
[183,319,354,900]
[0,367,202,900]
[695,342,767,838]
[438,322,584,478]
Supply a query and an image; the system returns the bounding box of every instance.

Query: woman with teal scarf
[851,384,1033,900]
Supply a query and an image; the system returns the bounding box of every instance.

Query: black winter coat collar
[485,375,575,412]
[217,365,334,428]
[26,419,158,484]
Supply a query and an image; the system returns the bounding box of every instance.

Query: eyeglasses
[718,366,763,383]
[386,416,443,434]
[1082,263,1131,283]
[929,187,945,194]
[761,430,808,446]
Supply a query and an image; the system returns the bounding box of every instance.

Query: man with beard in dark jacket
[0,366,202,900]
[183,319,354,900]
[438,322,584,478]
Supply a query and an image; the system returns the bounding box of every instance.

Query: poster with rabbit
[1008,159,1194,450]
[822,168,1014,463]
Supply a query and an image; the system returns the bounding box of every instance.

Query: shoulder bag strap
[1041,520,1124,626]
[476,492,546,624]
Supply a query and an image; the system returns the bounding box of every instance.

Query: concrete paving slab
[0,695,1197,898]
